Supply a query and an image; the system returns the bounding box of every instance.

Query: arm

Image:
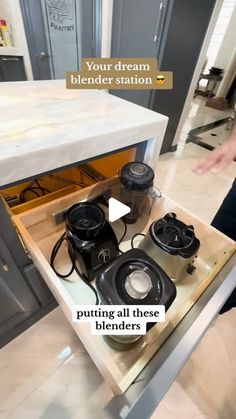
[192,127,236,175]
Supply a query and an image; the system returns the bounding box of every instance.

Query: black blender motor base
[66,202,118,281]
[96,249,177,350]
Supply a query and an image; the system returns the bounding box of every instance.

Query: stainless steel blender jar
[139,213,200,282]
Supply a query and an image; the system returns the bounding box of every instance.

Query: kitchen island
[0,80,168,187]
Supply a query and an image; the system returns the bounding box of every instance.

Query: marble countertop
[0,80,168,187]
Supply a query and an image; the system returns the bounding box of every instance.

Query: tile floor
[152,308,236,419]
[181,96,232,134]
[157,142,235,224]
[1,99,235,419]
[0,309,113,419]
[197,123,233,148]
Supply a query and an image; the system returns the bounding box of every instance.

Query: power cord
[131,233,145,249]
[50,232,99,305]
[50,214,142,303]
[20,180,50,203]
[49,174,89,188]
[117,219,127,254]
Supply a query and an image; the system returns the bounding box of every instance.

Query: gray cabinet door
[0,237,39,337]
[111,0,170,108]
[0,62,4,81]
[20,0,100,80]
[0,56,27,81]
[0,198,55,308]
[20,0,52,80]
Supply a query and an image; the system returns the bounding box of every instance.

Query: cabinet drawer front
[0,56,26,81]
[0,237,40,339]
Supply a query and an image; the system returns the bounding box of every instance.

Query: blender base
[103,335,142,351]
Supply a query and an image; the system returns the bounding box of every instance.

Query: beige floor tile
[0,307,85,368]
[157,143,235,224]
[0,364,56,415]
[175,309,236,419]
[151,382,208,419]
[0,308,86,416]
[199,123,232,148]
[182,96,232,133]
[152,310,236,419]
[6,351,113,419]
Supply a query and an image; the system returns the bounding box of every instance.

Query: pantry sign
[66,58,173,89]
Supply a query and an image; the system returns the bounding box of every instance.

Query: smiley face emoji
[156,74,165,85]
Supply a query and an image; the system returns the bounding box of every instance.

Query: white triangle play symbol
[108,198,130,222]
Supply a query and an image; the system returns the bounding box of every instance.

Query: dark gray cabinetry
[111,0,170,109]
[151,0,217,153]
[0,237,40,339]
[0,199,56,348]
[0,62,4,81]
[0,56,27,81]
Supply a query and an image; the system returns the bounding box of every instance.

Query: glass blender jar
[119,162,155,224]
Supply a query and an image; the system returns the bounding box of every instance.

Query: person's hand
[192,138,236,175]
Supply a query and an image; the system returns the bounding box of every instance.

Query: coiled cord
[20,180,50,203]
[50,232,99,305]
[50,220,143,305]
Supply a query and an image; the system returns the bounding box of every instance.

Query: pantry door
[20,0,101,80]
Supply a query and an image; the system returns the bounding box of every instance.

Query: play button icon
[108,198,130,222]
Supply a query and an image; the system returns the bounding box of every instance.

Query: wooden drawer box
[1,148,135,216]
[12,177,235,394]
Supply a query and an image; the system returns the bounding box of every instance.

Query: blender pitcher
[119,162,155,224]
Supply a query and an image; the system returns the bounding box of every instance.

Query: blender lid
[150,213,200,257]
[66,202,106,241]
[125,269,153,299]
[96,248,176,308]
[119,162,154,190]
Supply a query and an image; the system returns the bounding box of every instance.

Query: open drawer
[0,148,136,215]
[12,177,235,394]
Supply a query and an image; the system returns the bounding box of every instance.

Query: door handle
[0,257,9,272]
[153,2,165,43]
[38,51,50,60]
[1,57,20,61]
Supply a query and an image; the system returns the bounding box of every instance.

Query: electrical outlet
[51,209,67,225]
[50,191,111,225]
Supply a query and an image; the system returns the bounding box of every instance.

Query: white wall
[214,2,236,69]
[0,0,33,79]
[0,1,12,25]
[205,0,236,71]
[101,0,113,58]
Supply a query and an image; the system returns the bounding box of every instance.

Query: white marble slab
[0,80,168,187]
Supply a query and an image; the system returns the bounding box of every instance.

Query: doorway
[20,0,101,80]
[110,0,218,153]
